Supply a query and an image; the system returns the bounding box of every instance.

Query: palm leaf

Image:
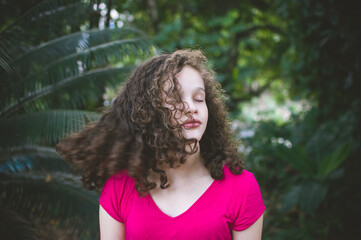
[0,145,69,173]
[0,42,18,78]
[0,110,99,148]
[318,142,351,178]
[0,209,39,240]
[15,27,148,72]
[1,39,154,116]
[19,37,151,90]
[2,65,133,116]
[276,145,318,177]
[0,0,91,89]
[0,1,155,238]
[0,0,89,48]
[0,171,100,239]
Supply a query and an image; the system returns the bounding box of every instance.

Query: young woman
[56,49,265,239]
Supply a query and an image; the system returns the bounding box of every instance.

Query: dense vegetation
[0,0,359,239]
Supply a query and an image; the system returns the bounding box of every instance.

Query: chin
[182,130,205,142]
[183,135,201,142]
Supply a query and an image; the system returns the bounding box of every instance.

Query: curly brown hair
[56,49,244,195]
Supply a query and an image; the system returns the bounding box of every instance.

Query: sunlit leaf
[318,142,351,178]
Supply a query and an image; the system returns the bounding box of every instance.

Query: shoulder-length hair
[56,49,243,194]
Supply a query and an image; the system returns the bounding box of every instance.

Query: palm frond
[0,43,18,78]
[16,27,147,72]
[0,171,100,239]
[16,36,152,91]
[0,0,91,88]
[0,0,89,47]
[2,66,133,116]
[0,209,39,240]
[0,1,155,238]
[1,39,155,115]
[0,145,69,173]
[0,110,99,147]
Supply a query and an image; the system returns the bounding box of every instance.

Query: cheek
[204,105,209,122]
[204,107,209,131]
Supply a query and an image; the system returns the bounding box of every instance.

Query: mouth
[181,118,201,129]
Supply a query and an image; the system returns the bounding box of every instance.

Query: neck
[164,143,209,185]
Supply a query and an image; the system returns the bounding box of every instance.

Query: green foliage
[281,182,329,213]
[0,110,99,147]
[244,122,343,238]
[239,68,359,239]
[0,172,100,238]
[277,141,350,214]
[318,143,350,178]
[116,0,288,111]
[280,0,361,116]
[0,209,40,240]
[277,142,350,180]
[236,1,361,238]
[0,0,156,238]
[0,146,69,172]
[277,1,361,237]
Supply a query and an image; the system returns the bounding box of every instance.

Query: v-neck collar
[146,178,218,220]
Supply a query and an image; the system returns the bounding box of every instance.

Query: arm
[232,213,264,240]
[99,205,125,240]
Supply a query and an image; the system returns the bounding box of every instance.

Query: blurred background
[0,0,360,239]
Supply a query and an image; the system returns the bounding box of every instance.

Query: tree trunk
[146,0,159,33]
[106,0,112,28]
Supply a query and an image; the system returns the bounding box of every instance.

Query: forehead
[162,66,205,93]
[175,66,205,91]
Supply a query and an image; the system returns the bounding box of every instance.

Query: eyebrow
[179,87,205,95]
[196,87,205,92]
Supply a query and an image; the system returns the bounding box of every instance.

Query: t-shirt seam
[232,172,265,231]
[99,196,124,223]
[113,175,123,222]
[232,204,265,231]
[232,171,252,229]
[98,175,125,223]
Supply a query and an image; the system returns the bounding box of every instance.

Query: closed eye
[193,89,205,102]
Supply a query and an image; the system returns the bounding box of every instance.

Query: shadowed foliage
[0,0,156,238]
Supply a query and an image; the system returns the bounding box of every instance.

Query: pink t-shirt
[99,165,265,239]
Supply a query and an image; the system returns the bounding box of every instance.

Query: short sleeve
[232,172,265,231]
[99,172,132,223]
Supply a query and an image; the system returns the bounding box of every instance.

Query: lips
[181,118,201,129]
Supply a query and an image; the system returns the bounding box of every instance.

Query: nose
[185,100,198,114]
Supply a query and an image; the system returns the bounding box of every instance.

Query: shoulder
[102,170,135,195]
[222,165,265,231]
[100,170,136,207]
[99,170,136,222]
[222,165,257,188]
[221,165,263,203]
[109,170,134,184]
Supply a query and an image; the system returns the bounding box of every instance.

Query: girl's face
[164,66,208,142]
